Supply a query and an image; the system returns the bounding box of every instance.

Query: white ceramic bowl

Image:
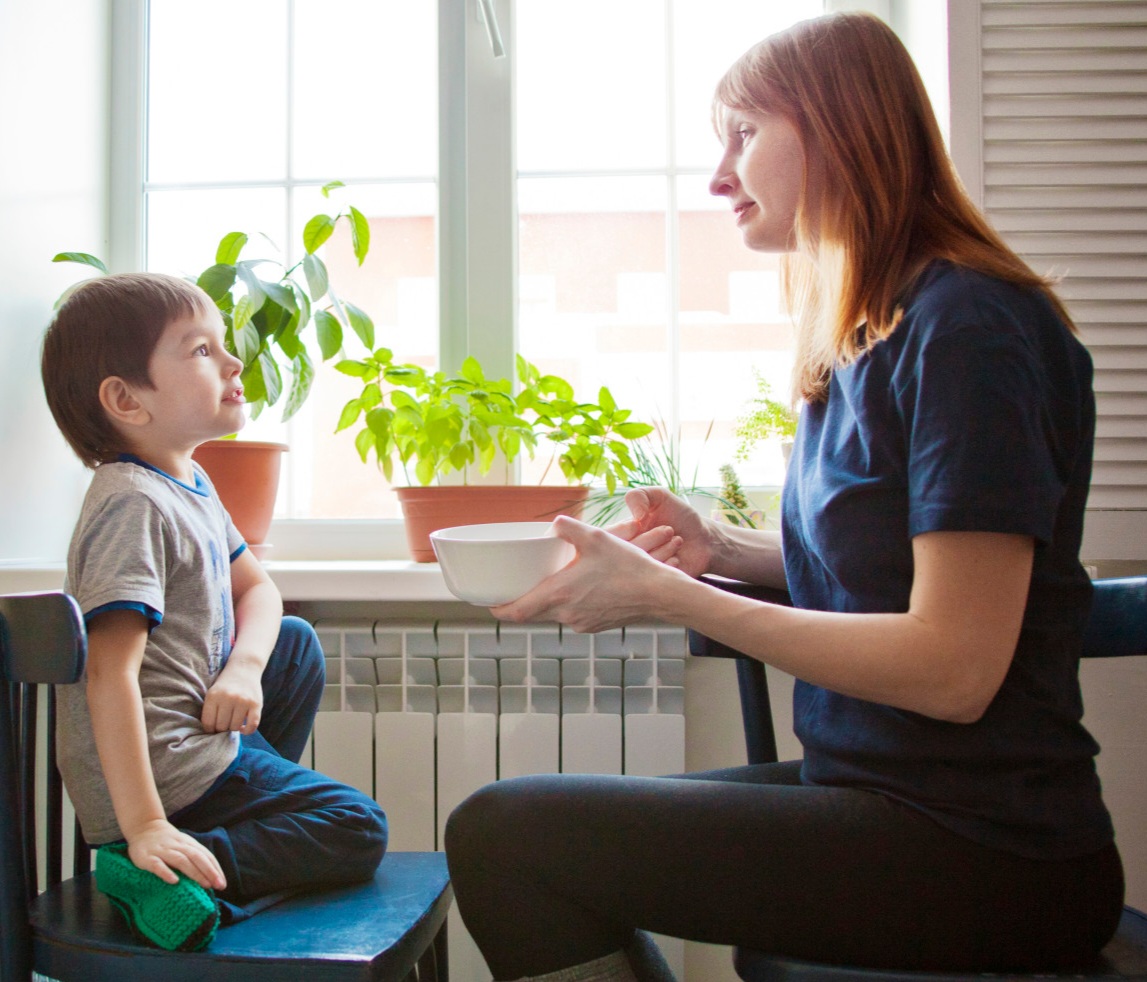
[430,522,575,606]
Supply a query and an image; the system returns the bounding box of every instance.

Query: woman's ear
[99,376,150,428]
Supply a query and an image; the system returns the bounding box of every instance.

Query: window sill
[0,558,454,603]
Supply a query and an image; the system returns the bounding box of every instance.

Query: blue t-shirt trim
[116,453,210,496]
[84,600,163,632]
[230,542,248,562]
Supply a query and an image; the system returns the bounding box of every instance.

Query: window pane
[677,176,793,487]
[518,176,671,485]
[516,0,667,172]
[147,0,288,183]
[145,2,439,522]
[673,0,825,169]
[146,186,287,284]
[288,183,438,520]
[292,0,437,181]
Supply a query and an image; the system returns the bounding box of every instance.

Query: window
[130,0,823,548]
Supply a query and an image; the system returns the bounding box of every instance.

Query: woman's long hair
[714,11,1076,403]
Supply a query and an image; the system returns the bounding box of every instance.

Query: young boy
[41,272,387,951]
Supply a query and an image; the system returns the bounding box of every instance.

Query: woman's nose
[709,160,735,198]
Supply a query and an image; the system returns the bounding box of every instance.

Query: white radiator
[307,619,689,982]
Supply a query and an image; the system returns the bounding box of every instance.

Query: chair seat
[29,851,452,982]
[734,906,1147,982]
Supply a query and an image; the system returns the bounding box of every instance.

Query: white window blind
[979,0,1147,513]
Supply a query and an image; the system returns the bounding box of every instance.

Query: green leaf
[538,374,574,400]
[235,263,267,315]
[349,206,371,265]
[240,356,267,406]
[614,421,654,439]
[343,300,375,349]
[459,356,484,384]
[452,442,475,471]
[52,252,108,273]
[281,350,314,421]
[303,213,337,254]
[274,307,303,359]
[321,180,346,198]
[598,386,618,413]
[415,454,436,486]
[314,309,343,361]
[258,348,283,409]
[197,263,237,302]
[354,426,376,463]
[357,384,380,412]
[336,396,365,432]
[303,253,329,301]
[232,296,261,364]
[215,232,248,265]
[261,279,297,312]
[334,358,375,379]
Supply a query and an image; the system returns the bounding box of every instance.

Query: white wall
[0,0,108,562]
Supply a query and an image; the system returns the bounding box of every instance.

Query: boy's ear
[98,376,151,428]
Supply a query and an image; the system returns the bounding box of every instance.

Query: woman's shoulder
[903,260,1061,336]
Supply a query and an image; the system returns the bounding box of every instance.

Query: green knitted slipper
[95,843,219,951]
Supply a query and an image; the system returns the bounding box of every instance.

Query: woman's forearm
[658,531,1032,723]
[707,523,787,588]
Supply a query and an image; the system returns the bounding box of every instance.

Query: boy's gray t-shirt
[58,457,246,844]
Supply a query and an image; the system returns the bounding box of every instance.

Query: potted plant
[734,370,799,468]
[53,182,374,554]
[333,349,654,560]
[708,463,764,528]
[587,420,761,529]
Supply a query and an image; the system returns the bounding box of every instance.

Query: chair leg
[422,919,448,982]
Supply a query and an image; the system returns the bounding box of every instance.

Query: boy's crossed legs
[100,616,387,940]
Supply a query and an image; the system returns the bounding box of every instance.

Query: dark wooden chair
[0,591,452,982]
[688,575,1147,981]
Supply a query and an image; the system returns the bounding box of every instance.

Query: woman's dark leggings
[444,761,1123,980]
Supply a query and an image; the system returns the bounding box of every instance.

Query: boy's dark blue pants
[171,616,388,921]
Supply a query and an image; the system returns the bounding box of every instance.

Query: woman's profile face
[709,107,814,253]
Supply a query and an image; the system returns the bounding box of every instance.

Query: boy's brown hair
[41,272,217,468]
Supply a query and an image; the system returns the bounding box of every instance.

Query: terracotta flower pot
[396,485,590,563]
[191,440,288,557]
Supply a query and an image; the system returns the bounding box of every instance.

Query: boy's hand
[202,656,263,735]
[127,818,227,891]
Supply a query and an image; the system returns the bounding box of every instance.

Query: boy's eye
[195,344,209,356]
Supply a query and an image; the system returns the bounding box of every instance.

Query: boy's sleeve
[71,491,167,624]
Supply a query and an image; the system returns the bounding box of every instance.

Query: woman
[444,12,1123,981]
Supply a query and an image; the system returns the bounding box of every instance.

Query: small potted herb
[735,370,799,468]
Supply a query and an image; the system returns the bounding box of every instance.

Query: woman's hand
[490,515,693,632]
[615,487,715,578]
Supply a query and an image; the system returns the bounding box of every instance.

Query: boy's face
[134,307,247,451]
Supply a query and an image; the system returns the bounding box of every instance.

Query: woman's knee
[445,774,562,868]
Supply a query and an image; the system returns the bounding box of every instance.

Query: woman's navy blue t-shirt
[781,260,1113,860]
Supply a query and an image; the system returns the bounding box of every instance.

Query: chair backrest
[0,592,87,982]
[1082,576,1147,660]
